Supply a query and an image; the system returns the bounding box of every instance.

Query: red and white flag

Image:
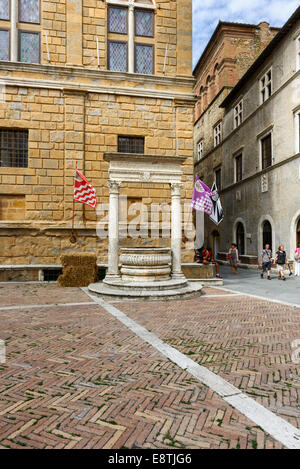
[73,164,97,209]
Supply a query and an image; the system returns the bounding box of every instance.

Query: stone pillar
[171,183,184,278]
[128,3,135,73]
[176,0,193,76]
[11,0,18,62]
[106,180,121,280]
[66,0,83,66]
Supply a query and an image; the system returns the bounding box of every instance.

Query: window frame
[295,109,300,154]
[260,67,272,104]
[18,29,41,64]
[134,42,154,75]
[235,153,243,183]
[0,128,29,168]
[0,28,10,61]
[108,5,128,35]
[118,135,145,154]
[260,132,273,170]
[214,167,222,190]
[134,8,154,38]
[197,139,203,161]
[234,99,243,129]
[213,121,222,148]
[0,0,10,22]
[107,39,128,72]
[297,34,300,72]
[18,0,41,25]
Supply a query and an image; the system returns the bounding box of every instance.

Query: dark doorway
[236,222,245,255]
[297,218,300,248]
[263,220,272,250]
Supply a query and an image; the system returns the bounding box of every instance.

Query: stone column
[170,183,184,278]
[105,180,121,280]
[11,0,18,62]
[128,3,135,73]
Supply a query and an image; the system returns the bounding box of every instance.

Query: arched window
[213,63,219,89]
[262,220,272,249]
[236,222,245,255]
[206,75,211,101]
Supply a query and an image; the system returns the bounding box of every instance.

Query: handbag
[227,253,231,260]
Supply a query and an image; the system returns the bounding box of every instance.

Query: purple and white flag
[209,182,224,226]
[191,176,213,215]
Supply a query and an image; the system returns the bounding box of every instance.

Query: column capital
[170,182,183,196]
[107,180,121,194]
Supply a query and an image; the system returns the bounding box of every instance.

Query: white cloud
[192,0,299,68]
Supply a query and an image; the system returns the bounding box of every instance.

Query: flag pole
[70,162,77,243]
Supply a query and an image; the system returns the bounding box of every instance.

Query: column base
[104,274,121,284]
[171,272,186,280]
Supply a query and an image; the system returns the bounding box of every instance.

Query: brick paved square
[1,284,298,449]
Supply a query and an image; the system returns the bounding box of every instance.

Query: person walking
[228,243,239,274]
[261,244,272,280]
[294,244,300,277]
[274,245,287,280]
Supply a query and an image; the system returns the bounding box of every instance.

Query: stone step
[88,281,203,301]
[102,277,188,291]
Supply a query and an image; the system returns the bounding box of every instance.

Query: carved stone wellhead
[120,247,171,282]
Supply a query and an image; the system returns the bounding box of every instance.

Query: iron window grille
[118,136,145,154]
[0,129,28,167]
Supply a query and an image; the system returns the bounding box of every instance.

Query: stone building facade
[193,20,279,257]
[0,0,195,272]
[215,7,300,263]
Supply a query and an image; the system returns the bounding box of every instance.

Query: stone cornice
[103,152,187,165]
[219,152,300,194]
[0,61,195,88]
[0,74,196,101]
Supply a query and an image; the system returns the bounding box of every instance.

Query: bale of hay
[58,253,98,287]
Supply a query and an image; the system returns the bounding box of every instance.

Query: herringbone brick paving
[0,284,293,449]
[119,289,300,431]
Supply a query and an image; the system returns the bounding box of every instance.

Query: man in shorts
[261,244,272,280]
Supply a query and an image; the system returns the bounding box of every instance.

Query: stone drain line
[82,287,300,449]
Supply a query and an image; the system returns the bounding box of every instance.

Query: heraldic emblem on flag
[191,175,213,215]
[74,165,97,209]
[209,182,224,226]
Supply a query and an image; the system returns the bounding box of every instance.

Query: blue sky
[192,0,299,68]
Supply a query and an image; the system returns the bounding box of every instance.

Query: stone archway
[257,214,276,256]
[233,217,247,255]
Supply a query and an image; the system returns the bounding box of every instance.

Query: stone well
[89,247,203,301]
[119,247,171,282]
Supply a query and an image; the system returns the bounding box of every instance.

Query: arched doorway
[297,218,300,248]
[236,222,245,255]
[262,220,272,249]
